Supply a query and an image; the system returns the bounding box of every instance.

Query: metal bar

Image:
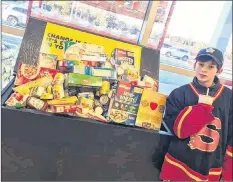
[26,0,33,25]
[157,1,176,50]
[39,0,43,8]
[138,1,161,46]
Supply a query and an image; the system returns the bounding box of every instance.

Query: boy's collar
[193,76,220,90]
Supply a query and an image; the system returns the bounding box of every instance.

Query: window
[149,1,232,93]
[31,1,149,43]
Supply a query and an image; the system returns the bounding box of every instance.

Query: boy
[159,47,232,181]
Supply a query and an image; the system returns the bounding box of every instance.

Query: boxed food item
[65,73,102,87]
[15,64,60,86]
[91,67,117,79]
[80,54,107,62]
[5,92,24,107]
[38,53,58,69]
[64,41,105,61]
[135,89,167,130]
[142,75,159,91]
[47,96,78,106]
[50,105,82,113]
[111,48,135,66]
[107,81,143,126]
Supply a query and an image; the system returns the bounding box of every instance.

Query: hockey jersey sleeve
[222,97,232,181]
[164,88,215,139]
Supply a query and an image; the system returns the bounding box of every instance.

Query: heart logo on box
[150,102,158,110]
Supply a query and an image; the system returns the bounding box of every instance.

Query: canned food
[26,96,48,111]
[53,84,65,99]
[99,94,109,105]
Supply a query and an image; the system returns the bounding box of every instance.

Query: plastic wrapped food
[13,75,53,95]
[15,64,59,86]
[47,96,78,105]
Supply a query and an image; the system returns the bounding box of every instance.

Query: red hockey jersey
[160,77,232,181]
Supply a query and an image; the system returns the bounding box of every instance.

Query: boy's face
[194,60,223,85]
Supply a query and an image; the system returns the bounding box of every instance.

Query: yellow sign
[40,23,142,70]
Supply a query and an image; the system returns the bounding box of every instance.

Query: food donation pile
[5,42,167,130]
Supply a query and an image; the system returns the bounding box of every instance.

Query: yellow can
[53,84,65,99]
[100,81,110,95]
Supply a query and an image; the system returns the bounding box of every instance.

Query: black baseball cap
[195,47,224,68]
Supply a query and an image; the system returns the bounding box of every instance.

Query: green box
[65,73,102,87]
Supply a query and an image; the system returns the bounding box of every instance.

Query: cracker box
[111,48,135,66]
[65,73,102,87]
[107,81,143,126]
[38,53,58,69]
[135,89,167,130]
[64,41,104,61]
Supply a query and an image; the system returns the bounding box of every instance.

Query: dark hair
[194,55,221,70]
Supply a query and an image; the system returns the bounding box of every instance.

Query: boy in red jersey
[160,47,232,181]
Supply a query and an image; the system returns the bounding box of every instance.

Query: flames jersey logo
[188,117,221,152]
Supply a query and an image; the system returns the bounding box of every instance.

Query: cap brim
[195,54,221,66]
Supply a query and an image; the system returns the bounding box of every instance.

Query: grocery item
[47,96,78,105]
[38,53,57,69]
[107,81,143,126]
[53,73,65,85]
[53,84,65,99]
[40,93,54,100]
[26,96,48,111]
[77,96,94,110]
[111,48,135,66]
[135,89,167,130]
[100,81,110,95]
[64,41,104,61]
[99,95,110,105]
[50,105,82,113]
[73,65,91,75]
[142,75,159,91]
[13,75,53,95]
[65,73,102,87]
[91,67,117,79]
[5,92,24,107]
[15,64,59,85]
[77,92,94,99]
[30,86,46,98]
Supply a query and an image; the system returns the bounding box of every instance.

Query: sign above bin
[15,17,160,80]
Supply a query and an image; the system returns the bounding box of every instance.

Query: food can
[26,96,48,111]
[53,84,65,99]
[100,81,110,95]
[99,94,109,105]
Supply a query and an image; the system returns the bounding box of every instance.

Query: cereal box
[135,89,167,130]
[111,48,135,66]
[107,81,143,126]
